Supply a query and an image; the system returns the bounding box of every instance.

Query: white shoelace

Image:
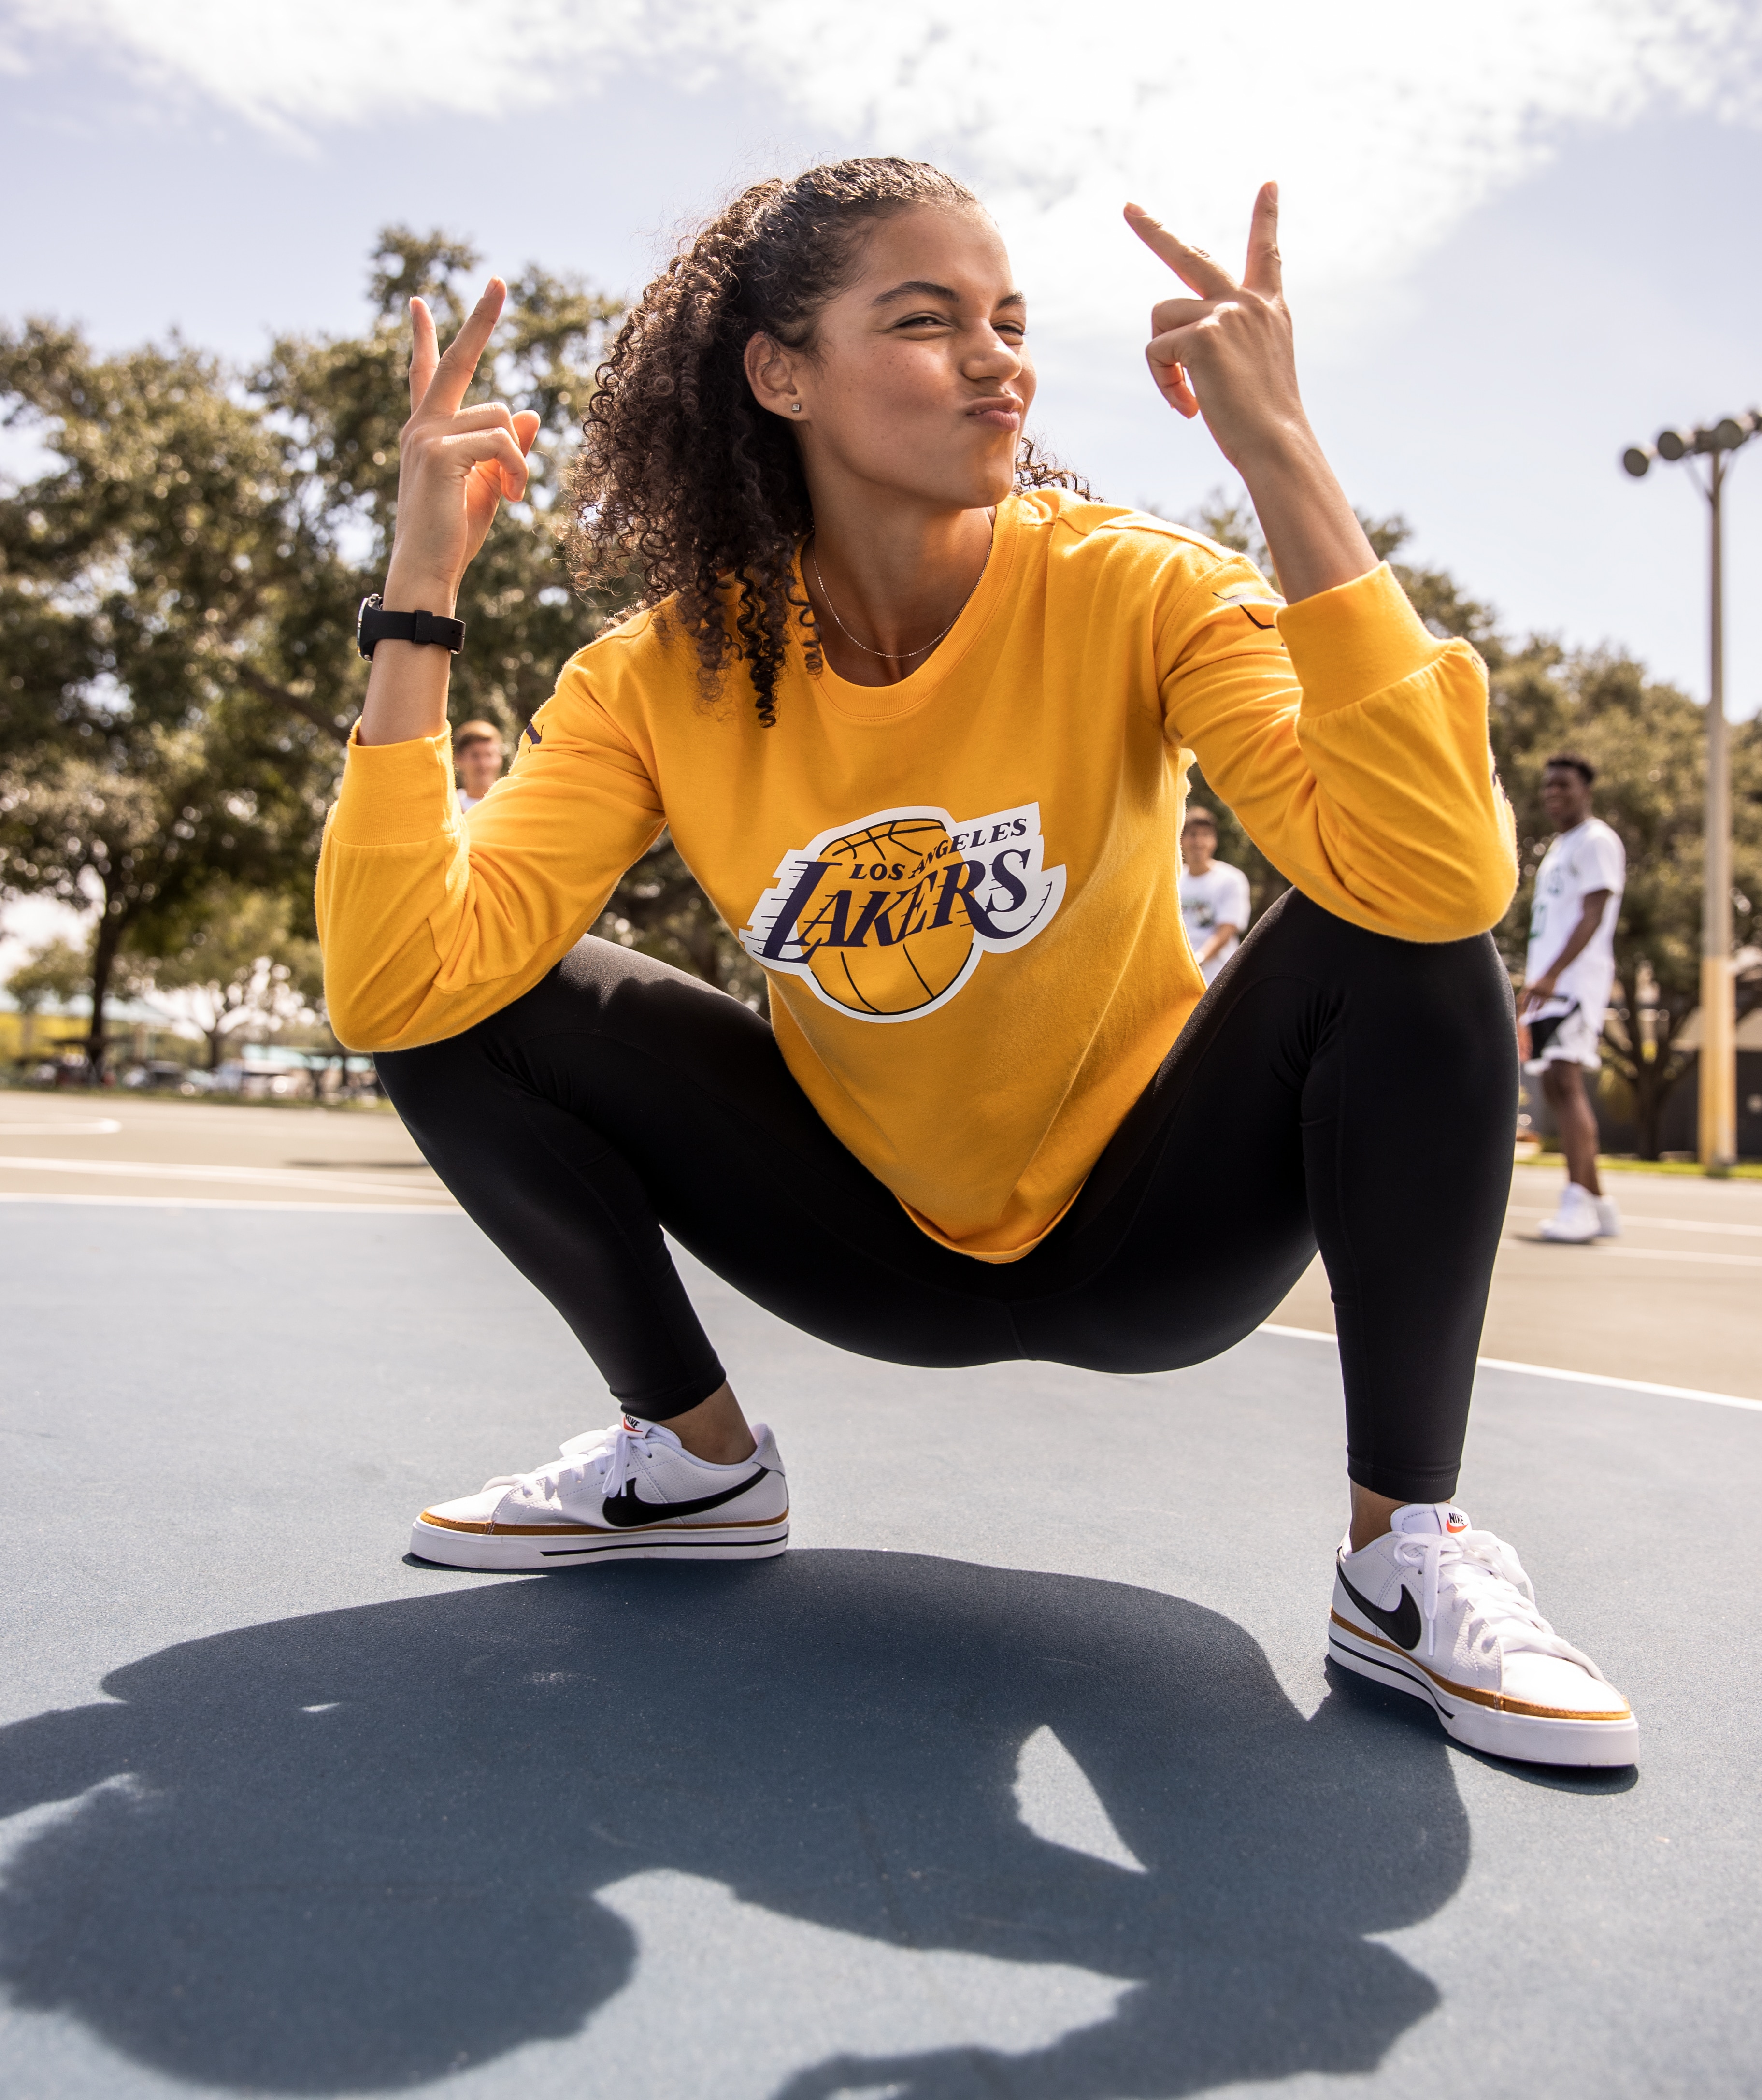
[486,1422,654,1505]
[1394,1526,1604,1678]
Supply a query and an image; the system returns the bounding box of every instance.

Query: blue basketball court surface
[2,1194,1758,2100]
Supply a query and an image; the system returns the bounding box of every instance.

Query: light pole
[1622,409,1759,1171]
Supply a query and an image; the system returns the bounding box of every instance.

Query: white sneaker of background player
[1537,1182,1601,1242]
[410,1416,789,1571]
[1329,1503,1636,1766]
[1593,1194,1620,1237]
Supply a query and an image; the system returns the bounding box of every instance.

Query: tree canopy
[0,228,773,1065]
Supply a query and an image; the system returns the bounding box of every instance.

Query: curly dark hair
[567,157,1088,725]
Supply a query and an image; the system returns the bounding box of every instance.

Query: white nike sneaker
[1594,1194,1620,1238]
[1537,1183,1601,1243]
[410,1416,789,1571]
[1329,1503,1637,1767]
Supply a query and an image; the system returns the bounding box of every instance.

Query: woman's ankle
[1348,1482,1405,1553]
[658,1383,758,1466]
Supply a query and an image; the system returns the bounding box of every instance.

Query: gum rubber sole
[409,1515,789,1571]
[1328,1619,1638,1768]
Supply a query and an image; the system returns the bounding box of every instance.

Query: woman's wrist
[1231,421,1378,605]
[380,559,460,617]
[355,561,460,747]
[1222,411,1319,486]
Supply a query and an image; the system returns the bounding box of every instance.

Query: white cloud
[8,0,1762,314]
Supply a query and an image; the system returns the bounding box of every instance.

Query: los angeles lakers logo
[740,801,1066,1023]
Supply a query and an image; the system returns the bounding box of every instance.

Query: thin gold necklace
[808,520,993,664]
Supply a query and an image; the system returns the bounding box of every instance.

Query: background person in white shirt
[453,719,505,811]
[1179,805,1252,985]
[1519,754,1626,1244]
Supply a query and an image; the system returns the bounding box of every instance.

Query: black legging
[376,889,1515,1504]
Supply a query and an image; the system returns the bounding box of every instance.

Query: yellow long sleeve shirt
[317,490,1516,1260]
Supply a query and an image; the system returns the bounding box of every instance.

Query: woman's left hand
[1126,183,1377,603]
[1127,183,1305,475]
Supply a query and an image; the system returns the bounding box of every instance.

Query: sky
[2,0,1761,758]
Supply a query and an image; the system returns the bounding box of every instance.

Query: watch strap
[357,594,466,660]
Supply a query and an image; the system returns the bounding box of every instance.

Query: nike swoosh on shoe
[599,1469,770,1529]
[1336,1564,1423,1651]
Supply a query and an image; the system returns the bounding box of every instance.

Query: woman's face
[765,204,1036,513]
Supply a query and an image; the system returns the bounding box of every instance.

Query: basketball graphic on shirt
[804,815,974,1018]
[739,801,1068,1025]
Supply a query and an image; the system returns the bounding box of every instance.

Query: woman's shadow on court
[0,1551,1466,2098]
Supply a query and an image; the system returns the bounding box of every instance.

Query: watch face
[356,594,381,657]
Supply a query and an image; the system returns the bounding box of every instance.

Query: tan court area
[0,1093,450,1212]
[3,1092,1756,1400]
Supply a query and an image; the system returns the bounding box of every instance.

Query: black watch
[356,593,466,661]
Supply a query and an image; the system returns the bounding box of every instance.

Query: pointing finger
[1124,203,1237,301]
[408,298,438,416]
[1243,181,1282,298]
[423,278,507,417]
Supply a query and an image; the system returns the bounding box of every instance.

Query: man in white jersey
[1520,754,1626,1243]
[1179,805,1253,985]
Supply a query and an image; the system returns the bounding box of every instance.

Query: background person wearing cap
[453,719,505,812]
[1178,805,1252,985]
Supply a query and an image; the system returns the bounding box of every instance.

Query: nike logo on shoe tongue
[1392,1503,1471,1537]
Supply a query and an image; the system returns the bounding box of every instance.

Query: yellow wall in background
[0,1013,89,1063]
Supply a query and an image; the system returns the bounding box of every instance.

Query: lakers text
[740,802,1068,1022]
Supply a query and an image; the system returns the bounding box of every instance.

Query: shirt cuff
[328,725,460,847]
[1275,562,1445,717]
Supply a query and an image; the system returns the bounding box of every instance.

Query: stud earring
[789,402,802,413]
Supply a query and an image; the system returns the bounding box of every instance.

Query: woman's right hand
[358,282,540,748]
[381,279,541,614]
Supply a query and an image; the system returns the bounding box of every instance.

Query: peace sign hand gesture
[383,278,542,614]
[1126,182,1303,475]
[1125,184,1375,604]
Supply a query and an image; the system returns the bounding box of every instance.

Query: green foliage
[126,879,321,1067]
[0,309,357,1064]
[250,227,630,743]
[4,934,87,1012]
[0,229,771,1062]
[0,725,294,1064]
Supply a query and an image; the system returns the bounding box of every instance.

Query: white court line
[0,1154,451,1201]
[1501,1236,1762,1269]
[0,1192,457,1216]
[1506,1204,1762,1240]
[1259,1322,1762,1415]
[0,1119,122,1137]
